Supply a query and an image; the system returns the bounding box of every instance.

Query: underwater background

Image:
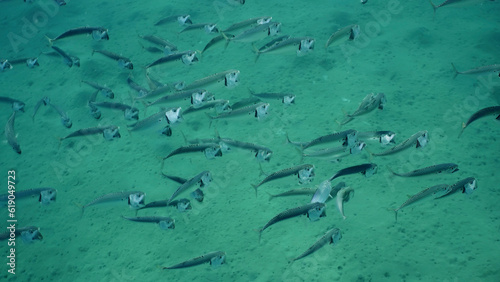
[0,0,499,281]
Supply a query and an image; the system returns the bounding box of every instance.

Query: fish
[329,163,377,181]
[0,96,25,112]
[267,188,316,201]
[162,251,226,269]
[4,111,21,154]
[252,164,314,195]
[0,60,13,71]
[216,135,273,161]
[259,202,326,241]
[223,16,272,32]
[357,131,396,145]
[32,96,50,121]
[60,125,121,141]
[127,108,169,132]
[183,70,240,91]
[389,163,459,177]
[145,51,198,68]
[45,100,72,128]
[46,26,109,43]
[162,143,222,161]
[90,102,139,120]
[208,102,269,121]
[0,226,43,243]
[0,187,56,205]
[248,88,295,105]
[458,106,500,137]
[339,93,386,125]
[311,180,332,204]
[336,187,354,219]
[183,99,230,115]
[155,14,192,26]
[201,35,227,53]
[372,130,428,156]
[92,49,133,69]
[258,35,291,51]
[451,63,500,78]
[394,184,449,221]
[145,89,206,108]
[224,21,281,44]
[289,129,358,150]
[291,227,341,262]
[81,80,114,99]
[127,75,149,97]
[139,35,178,53]
[326,24,360,48]
[8,57,39,68]
[121,216,175,230]
[180,23,219,34]
[81,191,145,214]
[254,37,315,61]
[51,46,79,67]
[435,177,477,199]
[167,171,211,204]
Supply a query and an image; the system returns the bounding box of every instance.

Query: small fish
[191,188,204,202]
[127,75,149,97]
[0,187,56,204]
[183,70,240,91]
[46,100,72,128]
[145,89,206,107]
[162,251,226,269]
[139,35,178,53]
[9,57,39,68]
[92,49,133,69]
[0,96,25,112]
[224,21,281,44]
[326,24,360,48]
[258,35,291,51]
[372,130,428,156]
[435,177,477,199]
[208,102,269,120]
[127,108,168,132]
[162,143,222,160]
[81,80,114,99]
[254,37,315,61]
[394,184,449,221]
[216,135,273,161]
[4,111,21,154]
[145,51,198,68]
[155,14,192,26]
[0,60,13,71]
[267,188,316,201]
[121,216,175,230]
[357,131,396,145]
[183,99,230,115]
[458,106,500,137]
[311,180,332,204]
[248,88,295,105]
[291,227,341,262]
[389,163,459,177]
[329,163,377,181]
[336,187,354,219]
[0,226,43,243]
[202,35,226,53]
[82,191,145,214]
[168,198,192,212]
[46,26,109,43]
[223,16,272,32]
[289,129,358,150]
[90,102,139,120]
[180,23,218,34]
[259,202,325,241]
[60,125,121,141]
[451,63,500,78]
[167,171,211,204]
[339,93,386,125]
[51,46,79,67]
[251,164,314,195]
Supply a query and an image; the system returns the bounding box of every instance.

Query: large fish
[162,251,226,269]
[291,227,341,262]
[458,106,500,137]
[4,111,21,154]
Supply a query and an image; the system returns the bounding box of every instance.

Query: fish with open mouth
[167,171,211,204]
[121,216,175,230]
[46,26,109,43]
[287,129,358,150]
[451,63,500,78]
[89,102,139,120]
[51,46,80,67]
[0,226,43,243]
[92,49,133,69]
[329,163,377,181]
[60,125,121,142]
[139,34,178,54]
[223,16,272,33]
[155,14,192,26]
[248,88,295,105]
[254,37,315,62]
[394,184,449,221]
[9,57,39,68]
[372,130,428,156]
[357,131,396,146]
[0,60,13,71]
[326,24,360,49]
[162,143,222,162]
[458,106,500,137]
[33,97,72,128]
[208,102,269,121]
[223,21,281,45]
[252,164,314,195]
[4,111,21,154]
[145,89,207,108]
[180,23,219,34]
[259,202,326,241]
[81,191,145,215]
[183,70,240,91]
[81,80,114,99]
[435,177,477,199]
[145,51,198,68]
[291,227,341,262]
[339,93,386,125]
[0,187,56,205]
[162,251,226,269]
[389,163,459,177]
[0,96,25,112]
[336,187,354,219]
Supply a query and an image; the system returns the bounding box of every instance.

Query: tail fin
[266,192,275,201]
[458,122,466,138]
[44,35,54,46]
[252,43,261,62]
[251,184,258,197]
[429,0,437,18]
[394,209,398,222]
[451,63,459,79]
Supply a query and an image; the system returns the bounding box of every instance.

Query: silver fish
[336,187,354,219]
[451,63,500,78]
[139,35,178,53]
[394,184,449,221]
[167,171,211,204]
[208,102,269,120]
[145,51,198,68]
[339,93,386,125]
[47,101,72,128]
[162,143,222,160]
[254,37,315,61]
[224,21,281,44]
[435,177,477,199]
[46,26,109,43]
[155,14,192,26]
[223,16,272,32]
[51,46,78,67]
[248,88,295,105]
[162,251,226,269]
[82,191,145,214]
[372,130,428,156]
[121,216,175,230]
[389,163,459,177]
[252,164,314,194]
[4,111,21,154]
[267,188,316,201]
[326,24,359,48]
[0,226,43,242]
[60,125,120,141]
[459,106,500,137]
[81,80,114,99]
[92,49,133,69]
[183,70,240,91]
[357,131,396,145]
[0,96,25,112]
[145,89,206,107]
[180,23,218,34]
[289,129,358,150]
[0,187,56,205]
[291,227,341,262]
[90,102,139,120]
[9,57,39,68]
[329,163,377,181]
[0,60,13,71]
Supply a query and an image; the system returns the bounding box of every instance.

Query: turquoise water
[1,0,499,281]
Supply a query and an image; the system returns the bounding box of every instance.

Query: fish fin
[44,35,54,46]
[394,209,398,222]
[265,192,275,201]
[252,44,261,63]
[458,122,466,138]
[451,63,459,79]
[386,166,398,176]
[258,162,268,177]
[251,184,259,197]
[429,0,437,18]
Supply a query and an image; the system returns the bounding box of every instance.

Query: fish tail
[451,63,459,79]
[265,192,274,201]
[429,0,437,17]
[458,122,466,138]
[386,166,397,176]
[251,184,258,197]
[394,209,398,222]
[44,35,54,46]
[251,43,261,62]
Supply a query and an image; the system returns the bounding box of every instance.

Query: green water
[1,0,499,281]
